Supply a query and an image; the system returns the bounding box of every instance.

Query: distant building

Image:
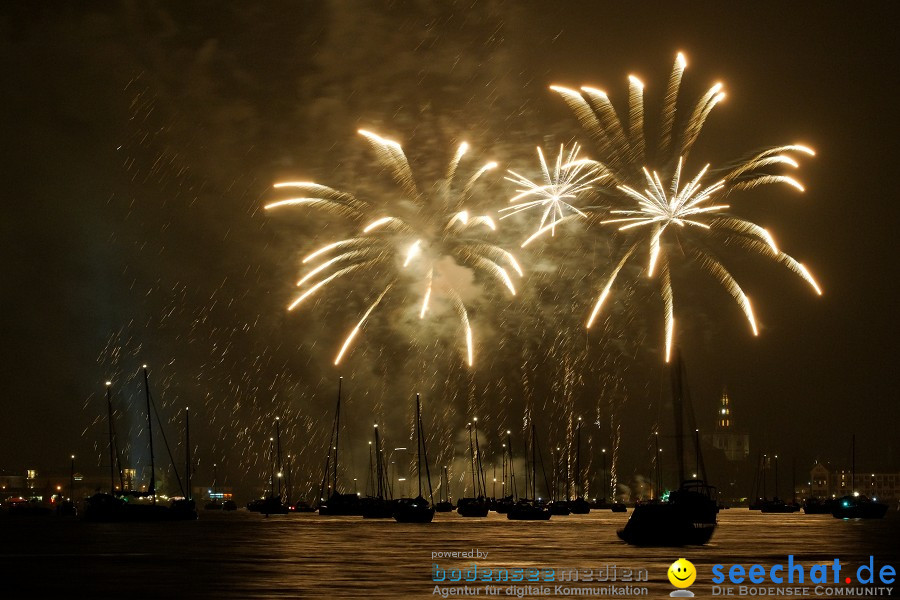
[710,390,750,461]
[702,389,752,503]
[810,461,900,501]
[122,468,136,491]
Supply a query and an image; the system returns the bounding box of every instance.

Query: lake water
[3,508,898,598]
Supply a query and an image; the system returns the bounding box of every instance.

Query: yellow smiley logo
[668,558,696,588]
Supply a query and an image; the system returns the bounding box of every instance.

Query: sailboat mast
[531,421,536,502]
[467,422,476,496]
[106,382,115,495]
[185,407,191,501]
[474,418,487,497]
[275,417,283,498]
[851,434,856,495]
[670,352,686,484]
[654,431,661,500]
[695,429,701,479]
[507,431,517,500]
[602,448,607,501]
[576,417,582,500]
[334,378,342,494]
[791,457,796,504]
[774,454,780,499]
[416,394,423,498]
[375,425,383,498]
[269,436,275,498]
[142,365,156,505]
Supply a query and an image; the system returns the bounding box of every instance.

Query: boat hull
[457,498,489,517]
[831,497,888,519]
[507,504,551,521]
[393,497,435,523]
[617,483,718,547]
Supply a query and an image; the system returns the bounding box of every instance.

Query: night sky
[2,2,898,500]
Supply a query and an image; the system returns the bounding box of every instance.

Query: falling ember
[586,245,636,329]
[797,263,823,295]
[552,52,820,358]
[334,285,391,365]
[419,272,432,319]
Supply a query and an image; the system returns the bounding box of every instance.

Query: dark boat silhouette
[84,369,197,522]
[802,497,834,514]
[831,435,888,519]
[832,495,888,519]
[362,424,395,519]
[591,440,626,512]
[204,463,236,510]
[393,393,435,523]
[548,500,571,516]
[568,417,590,514]
[506,421,551,521]
[592,498,627,512]
[617,352,717,545]
[760,498,800,513]
[507,500,551,520]
[291,500,315,513]
[492,431,519,514]
[317,378,363,516]
[617,480,717,546]
[457,497,489,517]
[434,467,453,512]
[758,455,799,513]
[568,498,590,514]
[248,418,290,515]
[247,495,289,515]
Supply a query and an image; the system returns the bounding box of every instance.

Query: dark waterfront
[4,509,898,598]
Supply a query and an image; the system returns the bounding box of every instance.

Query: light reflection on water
[4,509,898,598]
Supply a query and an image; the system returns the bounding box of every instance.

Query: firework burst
[265,130,522,367]
[500,143,605,240]
[550,53,822,361]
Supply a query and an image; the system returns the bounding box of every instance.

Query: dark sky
[1,1,898,500]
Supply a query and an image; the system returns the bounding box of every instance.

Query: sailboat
[832,435,888,519]
[362,424,395,518]
[169,407,199,519]
[748,451,765,510]
[568,417,590,514]
[457,418,489,517]
[548,446,570,516]
[85,366,197,522]
[617,351,718,545]
[317,378,363,516]
[435,466,453,512]
[507,421,551,521]
[248,419,290,515]
[492,431,517,514]
[393,393,436,523]
[760,455,799,513]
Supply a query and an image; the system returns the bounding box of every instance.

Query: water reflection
[3,509,898,598]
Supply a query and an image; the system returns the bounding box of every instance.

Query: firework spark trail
[266,131,520,367]
[334,284,392,365]
[501,144,606,238]
[550,53,822,360]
